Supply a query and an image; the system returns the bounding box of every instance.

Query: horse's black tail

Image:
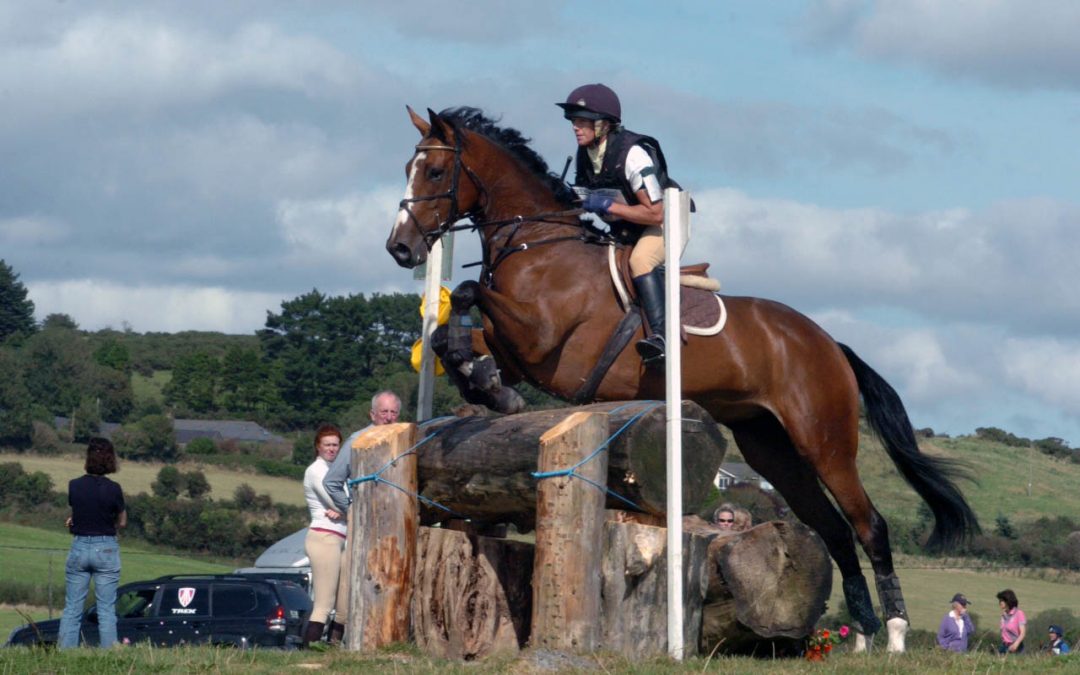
[838,343,981,551]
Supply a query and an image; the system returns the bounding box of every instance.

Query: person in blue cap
[1046,625,1071,654]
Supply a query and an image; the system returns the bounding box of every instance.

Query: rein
[402,131,604,283]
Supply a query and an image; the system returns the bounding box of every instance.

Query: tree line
[0,259,475,449]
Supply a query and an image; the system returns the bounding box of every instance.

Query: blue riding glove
[582,192,614,216]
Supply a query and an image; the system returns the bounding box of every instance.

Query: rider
[557,83,673,364]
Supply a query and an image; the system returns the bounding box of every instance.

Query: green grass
[130,370,171,405]
[853,433,1080,527]
[0,641,1076,673]
[825,557,1080,634]
[0,522,231,638]
[0,452,304,507]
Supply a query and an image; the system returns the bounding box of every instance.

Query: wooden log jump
[344,403,830,659]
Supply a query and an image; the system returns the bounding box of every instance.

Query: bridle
[397,131,485,249]
[397,127,596,285]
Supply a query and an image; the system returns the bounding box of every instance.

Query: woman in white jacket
[303,424,348,647]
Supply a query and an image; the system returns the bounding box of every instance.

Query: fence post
[530,411,608,651]
[344,423,419,651]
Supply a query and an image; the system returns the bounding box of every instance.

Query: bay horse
[386,106,979,651]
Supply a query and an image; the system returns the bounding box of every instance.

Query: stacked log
[413,401,727,531]
[684,516,833,655]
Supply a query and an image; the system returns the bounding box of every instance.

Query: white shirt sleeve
[624,145,664,202]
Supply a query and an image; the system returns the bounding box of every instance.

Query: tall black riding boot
[632,266,666,365]
[303,620,325,648]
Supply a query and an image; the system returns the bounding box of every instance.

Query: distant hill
[855,432,1078,527]
[722,428,1079,529]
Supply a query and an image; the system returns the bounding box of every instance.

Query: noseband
[398,132,484,249]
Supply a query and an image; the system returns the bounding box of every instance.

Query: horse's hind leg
[728,417,882,639]
[780,412,910,651]
[808,449,910,651]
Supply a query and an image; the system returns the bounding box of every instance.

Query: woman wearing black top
[58,438,126,649]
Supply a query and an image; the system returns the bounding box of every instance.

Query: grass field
[0,523,232,639]
[852,433,1080,527]
[0,641,1075,673]
[825,557,1080,637]
[0,452,304,507]
[130,370,171,405]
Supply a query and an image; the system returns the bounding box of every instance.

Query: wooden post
[345,423,419,651]
[530,411,608,651]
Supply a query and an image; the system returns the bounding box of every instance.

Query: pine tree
[0,260,36,341]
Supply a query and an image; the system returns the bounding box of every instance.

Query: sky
[2,0,1079,445]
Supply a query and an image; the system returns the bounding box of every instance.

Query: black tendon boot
[633,266,666,365]
[303,620,325,648]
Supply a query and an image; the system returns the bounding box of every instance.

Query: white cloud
[691,190,1080,336]
[0,216,70,245]
[27,279,285,334]
[1002,337,1080,414]
[1,15,362,130]
[801,0,1080,90]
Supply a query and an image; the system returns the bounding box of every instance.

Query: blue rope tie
[531,401,663,511]
[346,423,472,520]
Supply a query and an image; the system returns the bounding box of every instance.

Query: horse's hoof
[885,617,908,653]
[852,631,870,653]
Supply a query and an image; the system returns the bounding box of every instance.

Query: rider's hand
[582,193,614,216]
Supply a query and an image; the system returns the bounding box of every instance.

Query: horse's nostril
[388,242,414,267]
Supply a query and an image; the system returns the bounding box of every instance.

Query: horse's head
[386,107,483,269]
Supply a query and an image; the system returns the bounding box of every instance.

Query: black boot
[632,267,666,365]
[303,620,325,648]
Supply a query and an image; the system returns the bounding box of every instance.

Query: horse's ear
[427,108,452,142]
[407,105,430,137]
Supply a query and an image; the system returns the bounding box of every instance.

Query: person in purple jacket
[937,592,975,652]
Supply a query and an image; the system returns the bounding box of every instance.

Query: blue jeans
[58,536,121,649]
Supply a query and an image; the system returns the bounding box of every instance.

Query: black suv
[5,574,311,649]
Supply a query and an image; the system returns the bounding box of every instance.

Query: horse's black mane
[439,107,577,207]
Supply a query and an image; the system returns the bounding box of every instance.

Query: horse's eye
[427,167,444,181]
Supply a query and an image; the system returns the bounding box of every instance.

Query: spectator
[1046,625,1071,655]
[732,507,753,532]
[303,424,348,648]
[997,589,1026,654]
[320,390,402,647]
[58,438,126,649]
[936,593,974,652]
[323,391,402,514]
[712,503,736,530]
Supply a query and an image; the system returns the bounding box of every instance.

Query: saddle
[609,245,728,338]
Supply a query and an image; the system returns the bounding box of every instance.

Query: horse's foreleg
[728,418,883,638]
[433,282,525,413]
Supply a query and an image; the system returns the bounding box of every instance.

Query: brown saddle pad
[614,246,724,334]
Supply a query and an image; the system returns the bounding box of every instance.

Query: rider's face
[571,117,596,147]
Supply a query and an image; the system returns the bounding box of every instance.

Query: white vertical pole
[417,237,443,422]
[664,188,689,660]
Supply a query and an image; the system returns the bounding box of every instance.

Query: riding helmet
[557,83,621,122]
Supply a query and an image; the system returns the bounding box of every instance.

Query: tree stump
[344,423,418,652]
[531,411,608,651]
[599,514,711,657]
[411,526,534,660]
[683,516,833,655]
[414,400,726,531]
